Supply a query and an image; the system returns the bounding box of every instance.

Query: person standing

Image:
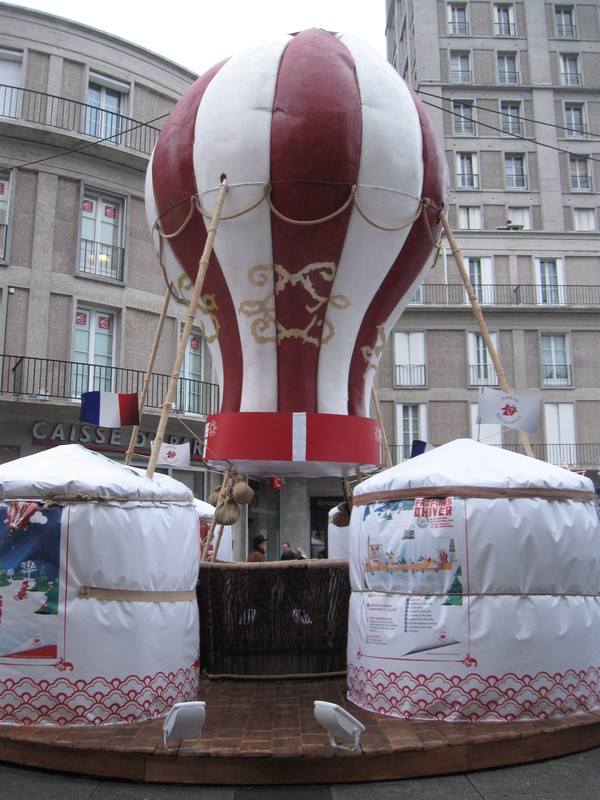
[248,534,267,562]
[280,541,297,560]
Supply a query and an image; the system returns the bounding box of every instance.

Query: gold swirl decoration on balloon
[361,324,387,379]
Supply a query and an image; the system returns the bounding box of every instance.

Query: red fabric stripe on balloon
[269,29,362,413]
[347,87,449,417]
[150,61,244,413]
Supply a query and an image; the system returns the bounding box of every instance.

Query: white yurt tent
[347,439,600,721]
[0,444,199,725]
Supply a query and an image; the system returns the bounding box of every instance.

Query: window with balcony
[0,171,10,261]
[396,403,428,462]
[504,154,527,189]
[85,72,129,143]
[0,48,22,118]
[497,53,519,84]
[573,207,596,231]
[544,402,576,465]
[537,258,565,305]
[555,6,577,38]
[560,54,581,86]
[564,103,587,138]
[456,153,479,188]
[73,306,116,396]
[467,257,494,304]
[570,156,592,191]
[453,101,476,135]
[450,51,472,83]
[500,102,523,136]
[494,4,515,36]
[541,334,571,386]
[79,191,125,281]
[178,328,204,413]
[448,4,469,35]
[458,205,482,229]
[470,403,502,445]
[394,331,426,387]
[468,331,499,386]
[507,206,531,230]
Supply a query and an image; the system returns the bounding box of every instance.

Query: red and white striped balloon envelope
[146,28,448,477]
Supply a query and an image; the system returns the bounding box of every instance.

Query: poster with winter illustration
[0,501,63,664]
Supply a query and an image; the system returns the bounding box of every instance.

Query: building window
[494,4,515,36]
[555,6,577,38]
[497,53,519,84]
[507,206,531,230]
[84,72,129,142]
[560,54,581,86]
[458,206,482,230]
[468,331,499,386]
[537,258,565,305]
[178,329,204,413]
[456,153,479,188]
[396,403,428,462]
[564,104,587,138]
[409,287,423,305]
[541,334,571,387]
[394,332,426,387]
[467,257,494,304]
[453,101,476,135]
[450,51,472,83]
[570,156,592,191]
[573,207,596,231]
[0,48,22,118]
[505,154,527,189]
[470,403,502,445]
[79,191,125,281]
[544,402,576,465]
[73,306,116,396]
[0,171,10,261]
[448,4,469,35]
[500,102,523,136]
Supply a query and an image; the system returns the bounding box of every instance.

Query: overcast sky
[6,0,387,75]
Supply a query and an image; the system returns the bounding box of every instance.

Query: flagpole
[125,282,173,466]
[438,210,535,458]
[146,177,228,480]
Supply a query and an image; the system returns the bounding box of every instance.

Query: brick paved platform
[1,677,600,785]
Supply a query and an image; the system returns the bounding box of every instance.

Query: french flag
[80,392,139,428]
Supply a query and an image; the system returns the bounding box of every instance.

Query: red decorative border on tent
[347,663,600,721]
[0,664,198,725]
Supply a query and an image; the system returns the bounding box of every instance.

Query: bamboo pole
[438,209,535,458]
[201,465,232,562]
[371,385,393,469]
[146,178,228,479]
[210,524,225,562]
[125,283,173,466]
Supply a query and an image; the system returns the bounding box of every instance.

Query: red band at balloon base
[203,412,382,478]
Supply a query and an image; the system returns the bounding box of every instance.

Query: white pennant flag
[154,441,191,468]
[476,388,541,434]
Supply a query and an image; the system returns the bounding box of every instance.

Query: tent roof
[354,439,594,498]
[0,444,193,502]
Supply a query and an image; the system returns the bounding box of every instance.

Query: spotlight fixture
[313,700,365,752]
[163,701,206,750]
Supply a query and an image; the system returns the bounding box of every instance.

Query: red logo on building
[98,316,111,330]
[190,337,200,351]
[76,312,87,326]
[104,205,116,219]
[82,198,94,213]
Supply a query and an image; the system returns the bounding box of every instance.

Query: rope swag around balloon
[152,182,446,305]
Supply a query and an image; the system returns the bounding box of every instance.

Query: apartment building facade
[382,0,600,489]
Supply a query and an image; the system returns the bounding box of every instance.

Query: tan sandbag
[232,478,254,505]
[214,497,240,525]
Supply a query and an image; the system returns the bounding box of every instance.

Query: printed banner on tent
[476,387,541,433]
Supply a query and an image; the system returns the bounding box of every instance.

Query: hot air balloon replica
[145,28,448,479]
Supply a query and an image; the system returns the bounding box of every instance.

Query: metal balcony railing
[457,172,479,189]
[495,22,516,36]
[79,239,125,281]
[394,364,427,387]
[498,70,519,84]
[0,85,160,156]
[450,70,472,84]
[469,363,499,386]
[542,364,573,387]
[571,174,593,191]
[0,355,220,417]
[0,222,6,260]
[454,119,476,135]
[501,119,523,136]
[407,283,600,306]
[565,123,587,139]
[561,72,582,86]
[448,21,470,35]
[386,442,600,469]
[505,173,527,189]
[556,23,577,38]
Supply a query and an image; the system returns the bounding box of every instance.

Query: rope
[353,486,595,505]
[194,184,270,220]
[353,195,423,231]
[266,184,357,225]
[78,586,196,603]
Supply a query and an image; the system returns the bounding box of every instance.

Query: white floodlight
[163,701,206,750]
[313,700,365,752]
